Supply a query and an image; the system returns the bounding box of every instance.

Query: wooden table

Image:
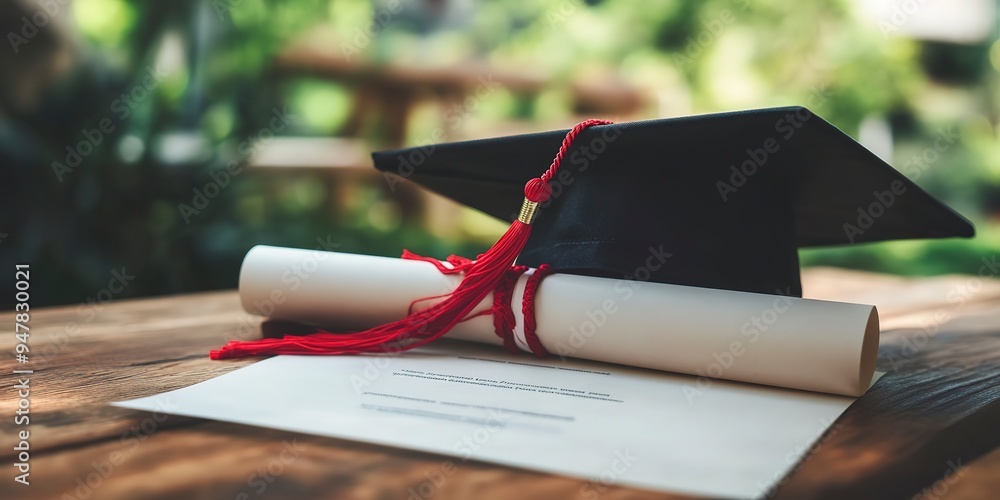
[2,267,999,499]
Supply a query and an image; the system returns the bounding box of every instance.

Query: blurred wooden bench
[271,46,647,146]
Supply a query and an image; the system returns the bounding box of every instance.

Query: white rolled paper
[238,245,879,396]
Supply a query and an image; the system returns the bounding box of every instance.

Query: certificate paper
[115,340,862,498]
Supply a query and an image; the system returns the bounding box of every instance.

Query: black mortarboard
[213,109,975,359]
[372,107,973,297]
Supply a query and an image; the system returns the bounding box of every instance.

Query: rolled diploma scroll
[239,245,879,397]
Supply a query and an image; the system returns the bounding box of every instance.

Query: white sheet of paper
[114,340,865,498]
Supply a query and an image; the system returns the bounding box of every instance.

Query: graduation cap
[211,109,973,359]
[373,107,973,297]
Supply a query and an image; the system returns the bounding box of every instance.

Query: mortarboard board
[372,107,974,297]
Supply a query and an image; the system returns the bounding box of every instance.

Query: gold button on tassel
[518,198,540,224]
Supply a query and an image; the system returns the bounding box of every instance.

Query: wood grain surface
[1,268,998,500]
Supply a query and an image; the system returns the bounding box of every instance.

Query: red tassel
[210,119,613,360]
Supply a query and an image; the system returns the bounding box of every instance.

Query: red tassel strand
[521,264,555,358]
[210,119,612,360]
[492,265,529,353]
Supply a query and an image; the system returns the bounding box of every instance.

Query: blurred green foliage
[3,0,999,307]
